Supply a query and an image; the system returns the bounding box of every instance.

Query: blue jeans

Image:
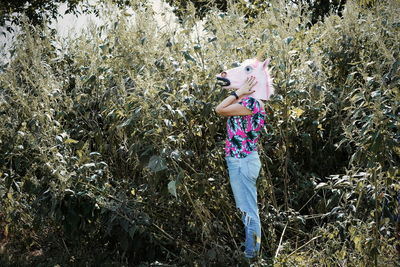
[225,151,261,258]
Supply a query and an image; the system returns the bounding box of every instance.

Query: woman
[215,75,266,260]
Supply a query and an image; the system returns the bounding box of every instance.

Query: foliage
[0,0,133,29]
[166,0,348,25]
[0,0,399,265]
[0,0,81,28]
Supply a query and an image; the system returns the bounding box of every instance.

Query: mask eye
[245,66,253,73]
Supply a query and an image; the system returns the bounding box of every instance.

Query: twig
[181,158,199,174]
[61,238,70,256]
[222,209,238,250]
[274,221,288,258]
[152,222,174,241]
[158,243,179,260]
[285,235,322,258]
[77,181,124,203]
[298,191,318,213]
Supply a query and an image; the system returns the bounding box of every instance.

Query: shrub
[0,0,398,265]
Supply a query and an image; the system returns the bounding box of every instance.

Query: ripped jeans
[226,151,261,258]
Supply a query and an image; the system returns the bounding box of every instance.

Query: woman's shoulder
[255,99,265,110]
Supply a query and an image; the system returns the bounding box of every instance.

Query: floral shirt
[225,97,266,158]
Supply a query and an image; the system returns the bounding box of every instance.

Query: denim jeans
[225,151,261,258]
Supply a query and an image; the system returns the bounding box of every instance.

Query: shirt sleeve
[239,97,260,114]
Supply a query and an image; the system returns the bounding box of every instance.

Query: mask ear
[262,59,270,69]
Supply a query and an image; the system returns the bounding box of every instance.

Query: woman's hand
[215,76,257,116]
[235,76,257,97]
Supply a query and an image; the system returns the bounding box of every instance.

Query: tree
[0,0,132,29]
[0,0,83,28]
[166,0,379,25]
[166,0,347,23]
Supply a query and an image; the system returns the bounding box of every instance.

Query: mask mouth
[216,77,231,87]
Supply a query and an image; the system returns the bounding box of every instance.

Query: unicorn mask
[216,58,274,100]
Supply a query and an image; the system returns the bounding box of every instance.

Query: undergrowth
[0,0,399,266]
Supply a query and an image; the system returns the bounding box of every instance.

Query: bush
[0,0,398,265]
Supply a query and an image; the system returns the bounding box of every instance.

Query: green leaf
[183,51,196,62]
[64,138,79,144]
[168,180,177,198]
[176,170,184,186]
[284,36,294,45]
[118,118,133,128]
[315,182,328,190]
[147,156,167,172]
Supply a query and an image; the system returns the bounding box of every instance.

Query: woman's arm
[215,95,251,116]
[215,76,257,117]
